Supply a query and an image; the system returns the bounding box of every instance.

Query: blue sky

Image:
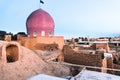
[0,0,120,38]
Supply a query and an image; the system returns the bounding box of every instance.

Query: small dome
[26,8,55,36]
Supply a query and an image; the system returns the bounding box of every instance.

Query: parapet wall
[19,36,64,50]
[34,43,58,51]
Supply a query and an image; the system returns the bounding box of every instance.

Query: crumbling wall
[104,58,120,76]
[78,44,96,50]
[34,50,64,62]
[95,43,110,52]
[112,52,120,65]
[63,45,103,67]
[78,46,93,50]
[108,52,120,75]
[102,58,107,73]
[113,64,120,76]
[106,58,114,74]
[63,45,120,74]
[99,56,120,75]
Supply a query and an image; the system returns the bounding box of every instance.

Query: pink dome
[26,8,54,36]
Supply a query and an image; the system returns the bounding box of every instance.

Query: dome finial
[39,0,44,8]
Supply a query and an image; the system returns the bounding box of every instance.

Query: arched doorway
[6,44,19,63]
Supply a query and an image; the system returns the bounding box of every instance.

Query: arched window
[41,30,45,36]
[33,31,37,37]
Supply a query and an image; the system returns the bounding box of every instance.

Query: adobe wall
[102,57,120,75]
[102,58,107,73]
[63,45,120,74]
[102,56,120,75]
[78,46,94,50]
[18,37,28,46]
[19,36,64,50]
[78,44,96,50]
[34,43,58,51]
[95,43,110,52]
[113,64,120,75]
[105,58,114,74]
[63,45,103,67]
